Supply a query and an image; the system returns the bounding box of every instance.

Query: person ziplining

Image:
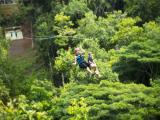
[73,47,100,77]
[88,52,100,76]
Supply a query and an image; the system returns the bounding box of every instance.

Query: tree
[0,34,8,87]
[111,16,143,47]
[61,0,90,22]
[49,80,160,119]
[124,0,160,22]
[113,22,160,86]
[86,0,113,16]
[0,38,8,64]
[77,11,141,50]
[32,0,53,12]
[54,12,76,48]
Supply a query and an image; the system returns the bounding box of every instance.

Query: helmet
[74,47,81,54]
[88,52,92,55]
[75,47,80,52]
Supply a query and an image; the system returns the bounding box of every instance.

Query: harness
[76,55,84,65]
[88,55,93,63]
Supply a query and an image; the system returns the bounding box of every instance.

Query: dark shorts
[79,61,90,69]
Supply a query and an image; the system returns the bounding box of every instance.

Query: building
[5,26,23,40]
[0,0,33,56]
[5,24,32,56]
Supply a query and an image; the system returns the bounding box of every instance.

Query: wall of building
[5,29,23,40]
[9,22,32,56]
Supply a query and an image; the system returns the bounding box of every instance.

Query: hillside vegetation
[0,0,160,119]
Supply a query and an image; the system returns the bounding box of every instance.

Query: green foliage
[79,38,119,82]
[34,13,55,65]
[0,38,8,64]
[61,0,90,21]
[77,12,98,38]
[113,21,160,85]
[32,0,53,13]
[1,2,33,26]
[143,21,160,42]
[35,13,54,37]
[0,37,9,101]
[35,12,75,65]
[52,41,118,86]
[1,1,160,119]
[151,77,160,87]
[52,48,73,86]
[67,97,90,120]
[0,81,9,103]
[0,95,52,119]
[28,79,57,101]
[86,0,113,16]
[0,76,56,119]
[54,49,73,72]
[77,11,142,50]
[50,81,160,119]
[111,17,143,46]
[0,15,4,25]
[54,12,76,48]
[124,0,160,22]
[1,80,160,119]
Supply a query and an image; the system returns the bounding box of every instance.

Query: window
[5,29,23,40]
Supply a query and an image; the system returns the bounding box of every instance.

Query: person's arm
[88,56,94,64]
[88,59,92,64]
[73,56,77,65]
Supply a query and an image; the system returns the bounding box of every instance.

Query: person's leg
[86,67,93,74]
[89,63,97,72]
[95,68,100,74]
[90,64,96,72]
[80,62,93,74]
[90,63,101,77]
[95,68,101,77]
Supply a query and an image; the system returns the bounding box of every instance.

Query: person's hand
[73,62,76,65]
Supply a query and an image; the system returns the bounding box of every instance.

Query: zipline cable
[23,35,86,40]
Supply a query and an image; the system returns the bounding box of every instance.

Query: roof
[5,26,22,31]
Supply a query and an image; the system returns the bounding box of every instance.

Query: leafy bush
[77,11,142,50]
[113,21,160,86]
[0,81,9,103]
[124,0,160,22]
[61,0,90,21]
[1,1,160,120]
[50,81,160,119]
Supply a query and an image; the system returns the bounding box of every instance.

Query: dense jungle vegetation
[0,0,160,119]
